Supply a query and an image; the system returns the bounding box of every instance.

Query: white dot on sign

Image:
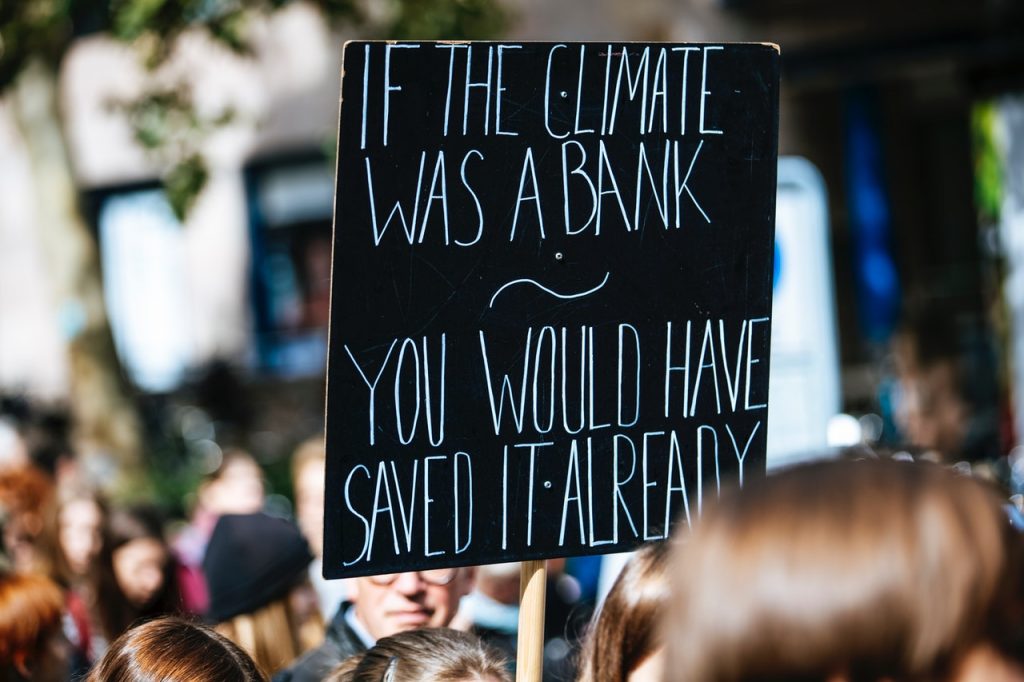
[560,91,568,98]
[544,481,552,489]
[555,252,563,261]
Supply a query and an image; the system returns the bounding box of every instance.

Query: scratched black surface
[324,41,780,578]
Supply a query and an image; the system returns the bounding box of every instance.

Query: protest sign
[324,41,780,578]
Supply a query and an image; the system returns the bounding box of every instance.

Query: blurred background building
[1,0,1023,499]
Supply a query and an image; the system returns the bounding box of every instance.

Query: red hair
[0,465,60,578]
[0,570,64,669]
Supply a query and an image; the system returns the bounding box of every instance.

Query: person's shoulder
[276,644,339,682]
[277,616,366,682]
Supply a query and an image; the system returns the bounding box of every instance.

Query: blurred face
[2,513,41,573]
[59,498,103,576]
[112,537,167,608]
[205,458,264,515]
[294,458,325,556]
[349,568,476,641]
[895,361,967,459]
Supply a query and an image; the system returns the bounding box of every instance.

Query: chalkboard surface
[324,41,780,578]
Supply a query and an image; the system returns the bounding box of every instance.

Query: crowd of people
[3,396,1024,682]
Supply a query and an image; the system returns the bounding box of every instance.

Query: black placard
[324,41,779,578]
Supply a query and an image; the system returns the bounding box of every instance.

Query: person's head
[95,506,180,641]
[55,486,106,581]
[0,466,58,578]
[348,567,477,642]
[199,449,264,517]
[890,307,997,462]
[894,356,969,459]
[0,570,70,682]
[290,437,325,557]
[87,616,266,682]
[577,543,669,682]
[203,513,320,676]
[330,627,510,682]
[473,562,520,606]
[665,458,1024,682]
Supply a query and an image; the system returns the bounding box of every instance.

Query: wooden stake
[516,560,547,682]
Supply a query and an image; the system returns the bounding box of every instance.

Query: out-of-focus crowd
[0,398,593,682]
[3,394,1024,682]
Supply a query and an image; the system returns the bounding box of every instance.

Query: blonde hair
[330,628,510,682]
[216,597,323,677]
[665,458,1024,682]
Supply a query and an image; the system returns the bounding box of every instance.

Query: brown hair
[331,628,510,682]
[88,616,266,681]
[0,570,64,673]
[665,458,1024,682]
[215,596,322,678]
[576,542,669,682]
[93,506,181,642]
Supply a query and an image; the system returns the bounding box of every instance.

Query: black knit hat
[203,512,314,623]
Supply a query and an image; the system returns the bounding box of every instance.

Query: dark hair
[332,628,510,682]
[576,542,669,682]
[93,506,180,641]
[88,616,266,681]
[666,458,1024,682]
[0,570,64,674]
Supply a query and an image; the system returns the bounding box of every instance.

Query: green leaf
[164,154,209,221]
[112,0,167,40]
[971,101,1004,226]
[386,0,507,40]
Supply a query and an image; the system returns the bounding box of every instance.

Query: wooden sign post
[516,560,547,682]
[323,41,780,680]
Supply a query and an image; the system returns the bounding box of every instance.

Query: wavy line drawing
[489,272,611,309]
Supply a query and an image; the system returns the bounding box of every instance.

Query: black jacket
[274,602,367,682]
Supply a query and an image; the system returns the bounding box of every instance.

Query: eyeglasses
[366,568,458,586]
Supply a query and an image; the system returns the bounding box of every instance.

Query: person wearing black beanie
[203,513,324,677]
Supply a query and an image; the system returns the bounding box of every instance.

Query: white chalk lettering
[699,46,724,135]
[383,44,419,146]
[745,317,770,410]
[509,147,545,241]
[558,438,586,546]
[727,420,761,486]
[544,44,570,139]
[345,340,397,446]
[642,430,665,540]
[423,455,446,557]
[342,465,372,566]
[495,45,521,136]
[454,451,472,553]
